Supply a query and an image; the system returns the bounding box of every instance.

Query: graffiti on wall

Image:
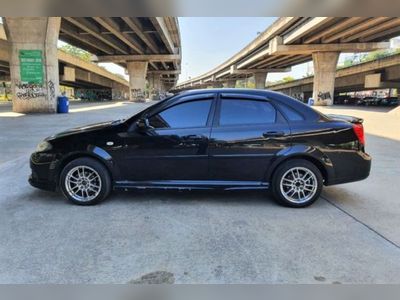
[48,80,55,100]
[0,82,12,101]
[15,80,56,101]
[318,91,332,101]
[15,83,46,100]
[75,88,112,101]
[131,88,145,100]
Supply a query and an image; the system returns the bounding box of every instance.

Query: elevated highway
[1,17,181,113]
[267,53,400,100]
[1,25,129,100]
[174,17,400,106]
[59,17,181,90]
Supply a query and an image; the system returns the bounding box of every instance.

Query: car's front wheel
[271,159,323,208]
[60,157,111,205]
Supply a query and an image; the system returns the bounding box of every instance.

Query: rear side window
[219,99,276,126]
[149,100,212,129]
[275,103,304,121]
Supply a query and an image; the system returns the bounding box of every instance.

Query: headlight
[36,141,52,152]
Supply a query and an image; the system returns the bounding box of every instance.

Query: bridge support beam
[4,17,61,113]
[224,79,236,88]
[127,61,148,102]
[312,52,339,106]
[254,72,268,89]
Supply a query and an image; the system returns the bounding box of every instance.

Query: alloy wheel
[279,167,318,204]
[65,166,102,203]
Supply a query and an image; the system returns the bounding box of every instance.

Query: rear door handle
[263,131,285,138]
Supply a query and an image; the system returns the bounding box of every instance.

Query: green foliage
[338,49,400,69]
[59,44,92,62]
[281,76,294,83]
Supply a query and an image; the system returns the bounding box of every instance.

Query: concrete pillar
[254,72,267,89]
[224,79,236,88]
[4,17,61,113]
[312,51,340,106]
[127,61,148,102]
[163,82,173,93]
[148,73,162,100]
[111,82,129,101]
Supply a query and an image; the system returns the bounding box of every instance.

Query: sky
[178,17,276,82]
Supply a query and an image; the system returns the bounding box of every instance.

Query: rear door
[208,93,291,182]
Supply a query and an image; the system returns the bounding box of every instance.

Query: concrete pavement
[0,102,399,283]
[316,105,400,247]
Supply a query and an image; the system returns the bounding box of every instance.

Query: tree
[360,50,391,63]
[59,44,92,62]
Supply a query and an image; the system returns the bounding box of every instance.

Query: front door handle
[263,131,285,138]
[182,134,205,140]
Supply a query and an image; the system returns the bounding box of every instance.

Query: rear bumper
[326,151,371,186]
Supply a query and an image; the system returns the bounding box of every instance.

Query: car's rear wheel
[271,159,323,208]
[60,157,111,205]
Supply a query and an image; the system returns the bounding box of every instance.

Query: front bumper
[29,175,57,191]
[29,152,58,192]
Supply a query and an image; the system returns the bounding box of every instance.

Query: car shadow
[20,184,277,207]
[107,189,275,206]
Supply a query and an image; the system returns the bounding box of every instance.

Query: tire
[59,157,112,205]
[271,159,323,208]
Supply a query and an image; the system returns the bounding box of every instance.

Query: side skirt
[113,180,269,191]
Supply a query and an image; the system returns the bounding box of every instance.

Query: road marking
[321,195,400,250]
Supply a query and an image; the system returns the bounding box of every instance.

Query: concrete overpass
[174,17,400,106]
[267,53,400,101]
[1,17,181,113]
[1,27,129,100]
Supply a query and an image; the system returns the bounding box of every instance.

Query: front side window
[219,99,276,126]
[149,100,212,129]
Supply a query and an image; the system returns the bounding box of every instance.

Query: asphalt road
[0,101,399,283]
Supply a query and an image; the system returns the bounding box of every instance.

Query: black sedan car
[30,89,371,207]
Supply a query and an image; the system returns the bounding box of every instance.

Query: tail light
[353,123,365,145]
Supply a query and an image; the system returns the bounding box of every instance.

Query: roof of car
[177,88,283,98]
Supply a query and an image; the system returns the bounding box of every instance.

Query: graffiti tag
[48,80,55,99]
[16,83,46,100]
[131,88,145,101]
[318,91,331,101]
[75,88,112,101]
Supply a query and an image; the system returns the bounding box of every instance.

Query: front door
[119,97,215,182]
[209,95,291,183]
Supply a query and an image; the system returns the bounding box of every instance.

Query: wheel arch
[56,151,116,186]
[266,147,334,185]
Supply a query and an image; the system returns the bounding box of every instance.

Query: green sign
[19,50,44,84]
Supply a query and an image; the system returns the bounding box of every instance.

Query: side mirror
[136,118,153,131]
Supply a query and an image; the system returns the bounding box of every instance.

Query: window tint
[219,99,276,126]
[275,103,304,121]
[149,100,212,129]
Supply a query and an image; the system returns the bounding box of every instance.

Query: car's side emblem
[106,141,114,146]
